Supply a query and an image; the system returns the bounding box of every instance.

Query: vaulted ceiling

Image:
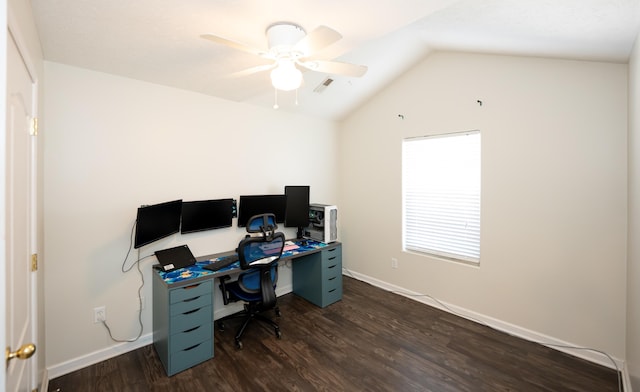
[31,0,640,121]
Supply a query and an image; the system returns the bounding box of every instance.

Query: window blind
[402,131,481,263]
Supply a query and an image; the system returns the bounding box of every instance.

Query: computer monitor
[134,199,182,248]
[181,198,234,234]
[284,185,310,238]
[237,194,287,227]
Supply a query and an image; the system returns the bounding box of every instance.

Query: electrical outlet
[391,258,398,269]
[93,306,106,323]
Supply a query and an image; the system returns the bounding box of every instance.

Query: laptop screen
[154,244,196,272]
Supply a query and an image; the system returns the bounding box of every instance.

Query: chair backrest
[237,231,285,270]
[245,213,278,237]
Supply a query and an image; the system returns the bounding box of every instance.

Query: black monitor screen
[181,199,234,234]
[134,199,182,248]
[237,194,287,227]
[284,185,310,228]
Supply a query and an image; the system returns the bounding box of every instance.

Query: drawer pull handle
[183,284,201,290]
[328,264,337,269]
[183,307,201,315]
[183,296,200,302]
[183,343,202,352]
[328,277,336,281]
[183,325,201,333]
[328,256,336,261]
[328,288,336,293]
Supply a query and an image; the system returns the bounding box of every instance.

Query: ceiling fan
[201,23,368,92]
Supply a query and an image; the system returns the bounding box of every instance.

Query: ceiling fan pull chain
[273,88,279,109]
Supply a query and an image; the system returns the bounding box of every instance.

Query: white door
[5,29,37,392]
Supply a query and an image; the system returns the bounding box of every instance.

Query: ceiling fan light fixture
[270,60,302,91]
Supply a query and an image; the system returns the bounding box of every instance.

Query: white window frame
[402,130,481,264]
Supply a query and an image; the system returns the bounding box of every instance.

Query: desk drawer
[170,339,213,376]
[170,305,212,332]
[323,246,340,256]
[170,281,213,304]
[170,322,213,352]
[325,262,341,280]
[170,292,212,316]
[325,274,341,292]
[324,285,342,306]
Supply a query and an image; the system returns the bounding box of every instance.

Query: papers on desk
[283,241,300,252]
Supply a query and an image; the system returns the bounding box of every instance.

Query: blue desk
[152,239,342,376]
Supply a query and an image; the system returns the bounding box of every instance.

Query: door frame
[4,3,41,390]
[0,0,7,386]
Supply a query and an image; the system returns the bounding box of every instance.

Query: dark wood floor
[49,277,620,391]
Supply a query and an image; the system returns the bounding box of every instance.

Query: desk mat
[282,239,328,257]
[157,239,328,285]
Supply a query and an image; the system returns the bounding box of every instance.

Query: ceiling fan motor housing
[266,23,306,57]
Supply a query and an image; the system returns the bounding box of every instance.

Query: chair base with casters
[217,269,282,349]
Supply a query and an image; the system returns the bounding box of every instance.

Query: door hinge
[31,254,38,272]
[29,117,38,136]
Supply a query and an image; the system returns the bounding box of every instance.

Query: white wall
[42,62,338,373]
[628,30,640,391]
[339,52,628,363]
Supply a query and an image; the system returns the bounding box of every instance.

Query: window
[402,131,481,263]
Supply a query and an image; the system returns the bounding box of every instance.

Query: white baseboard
[623,362,634,392]
[47,333,153,380]
[344,269,626,372]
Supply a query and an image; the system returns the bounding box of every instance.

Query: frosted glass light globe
[270,61,302,91]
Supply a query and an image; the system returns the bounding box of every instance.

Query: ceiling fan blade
[299,60,368,78]
[200,34,267,57]
[294,26,342,56]
[227,63,276,78]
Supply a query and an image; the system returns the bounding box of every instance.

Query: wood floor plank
[48,277,621,391]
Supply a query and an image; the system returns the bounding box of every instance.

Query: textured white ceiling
[31,0,640,120]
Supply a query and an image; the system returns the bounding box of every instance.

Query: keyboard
[202,255,239,272]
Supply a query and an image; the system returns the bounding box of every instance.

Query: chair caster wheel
[275,329,282,339]
[275,308,281,317]
[235,339,243,350]
[217,321,225,332]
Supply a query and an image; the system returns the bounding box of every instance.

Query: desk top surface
[155,239,339,287]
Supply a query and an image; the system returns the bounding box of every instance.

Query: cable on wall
[98,219,147,343]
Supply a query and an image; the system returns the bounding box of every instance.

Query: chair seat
[225,281,260,302]
[226,266,277,299]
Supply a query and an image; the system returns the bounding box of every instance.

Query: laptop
[154,244,197,272]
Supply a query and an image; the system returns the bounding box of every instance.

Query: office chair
[217,214,285,349]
